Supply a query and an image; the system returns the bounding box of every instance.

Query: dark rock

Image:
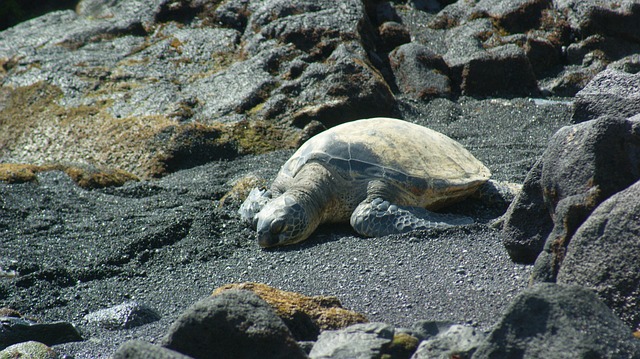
[482,0,552,34]
[0,316,82,350]
[504,114,640,266]
[83,301,161,330]
[298,341,315,355]
[286,41,395,129]
[162,290,306,359]
[201,0,251,30]
[0,0,77,31]
[409,320,456,341]
[212,282,367,342]
[0,340,59,359]
[572,69,640,123]
[309,322,394,359]
[371,1,401,24]
[461,44,539,97]
[530,116,640,282]
[430,0,552,33]
[539,62,607,97]
[389,43,451,99]
[524,35,562,77]
[113,340,193,359]
[565,35,640,66]
[411,323,483,359]
[609,54,640,74]
[378,21,411,53]
[408,0,442,13]
[442,18,492,73]
[557,178,640,330]
[556,0,640,42]
[473,283,640,358]
[501,159,552,263]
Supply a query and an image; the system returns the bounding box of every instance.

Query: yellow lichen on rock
[0,164,43,183]
[0,163,138,188]
[212,282,367,339]
[63,166,139,189]
[382,332,421,359]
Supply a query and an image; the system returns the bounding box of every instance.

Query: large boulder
[501,115,640,272]
[113,340,193,359]
[554,0,640,42]
[308,322,394,359]
[162,290,306,359]
[212,282,367,341]
[531,115,640,281]
[501,159,552,263]
[0,341,60,359]
[557,179,640,331]
[0,316,82,350]
[472,283,640,358]
[432,0,553,33]
[410,323,484,359]
[572,69,640,123]
[389,43,452,99]
[82,301,161,330]
[460,44,539,97]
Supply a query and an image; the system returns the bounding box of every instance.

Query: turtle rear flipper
[350,197,474,237]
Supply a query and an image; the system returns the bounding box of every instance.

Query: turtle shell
[278,117,491,208]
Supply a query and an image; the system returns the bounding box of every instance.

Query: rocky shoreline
[1,0,640,358]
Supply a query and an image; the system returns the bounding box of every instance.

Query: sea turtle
[239,117,492,248]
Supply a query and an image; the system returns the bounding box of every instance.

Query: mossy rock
[0,82,301,180]
[0,163,139,188]
[382,332,421,359]
[212,282,368,341]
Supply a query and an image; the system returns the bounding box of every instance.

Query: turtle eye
[270,219,285,234]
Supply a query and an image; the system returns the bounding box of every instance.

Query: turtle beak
[257,230,278,248]
[256,218,284,248]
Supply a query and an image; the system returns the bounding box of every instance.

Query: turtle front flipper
[350,198,474,237]
[239,187,272,228]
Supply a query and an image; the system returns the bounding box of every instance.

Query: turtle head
[255,194,314,248]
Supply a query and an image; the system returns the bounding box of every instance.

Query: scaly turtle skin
[240,117,491,248]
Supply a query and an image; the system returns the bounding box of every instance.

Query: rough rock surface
[461,44,539,97]
[557,179,640,331]
[389,43,451,99]
[309,322,394,359]
[162,290,306,359]
[0,340,60,359]
[534,115,640,281]
[82,301,161,330]
[113,340,193,359]
[212,282,367,341]
[0,316,82,350]
[473,283,640,358]
[572,69,640,123]
[410,323,483,359]
[502,115,640,268]
[501,159,552,263]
